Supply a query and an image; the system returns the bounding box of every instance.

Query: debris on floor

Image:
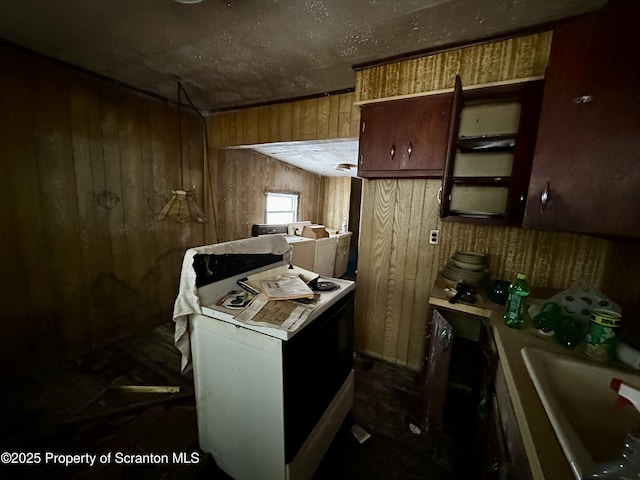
[1,323,458,480]
[350,423,371,444]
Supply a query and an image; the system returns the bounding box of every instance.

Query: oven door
[282,290,354,462]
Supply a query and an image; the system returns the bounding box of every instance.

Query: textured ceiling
[0,0,606,112]
[0,0,606,177]
[234,139,360,177]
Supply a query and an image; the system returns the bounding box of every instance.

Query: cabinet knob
[540,181,551,213]
[572,94,594,104]
[407,142,413,158]
[390,143,396,160]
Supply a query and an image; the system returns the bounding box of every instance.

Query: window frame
[265,191,299,224]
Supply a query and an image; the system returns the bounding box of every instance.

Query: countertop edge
[429,277,575,480]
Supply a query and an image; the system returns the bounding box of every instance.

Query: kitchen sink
[521,347,640,479]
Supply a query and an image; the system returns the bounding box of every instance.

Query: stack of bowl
[442,251,489,287]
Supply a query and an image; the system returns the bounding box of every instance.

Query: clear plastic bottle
[504,273,530,329]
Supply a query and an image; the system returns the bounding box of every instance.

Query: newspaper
[239,265,319,294]
[260,275,315,300]
[233,293,313,331]
[211,264,320,332]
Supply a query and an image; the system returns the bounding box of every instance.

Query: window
[265,192,298,224]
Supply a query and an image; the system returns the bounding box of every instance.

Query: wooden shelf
[457,134,516,153]
[451,177,511,187]
[440,76,544,226]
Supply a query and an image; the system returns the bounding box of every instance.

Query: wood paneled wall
[352,32,629,369]
[438,224,608,288]
[206,93,360,242]
[0,45,206,382]
[208,94,359,147]
[212,148,322,242]
[601,238,640,345]
[356,180,442,366]
[355,32,552,102]
[438,225,640,346]
[319,176,352,231]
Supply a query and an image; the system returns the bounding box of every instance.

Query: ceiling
[0,0,606,176]
[232,139,360,177]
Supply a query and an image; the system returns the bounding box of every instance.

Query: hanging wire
[177,81,206,122]
[178,80,218,237]
[158,79,217,233]
[178,80,184,189]
[158,80,207,223]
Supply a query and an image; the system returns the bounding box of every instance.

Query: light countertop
[198,271,355,341]
[429,277,588,480]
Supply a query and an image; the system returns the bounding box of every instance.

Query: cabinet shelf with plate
[440,76,543,225]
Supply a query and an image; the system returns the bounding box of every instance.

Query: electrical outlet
[429,229,440,245]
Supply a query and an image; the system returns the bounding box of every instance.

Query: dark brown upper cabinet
[523,0,640,238]
[357,93,453,178]
[440,76,544,226]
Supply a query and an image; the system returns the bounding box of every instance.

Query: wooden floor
[0,322,473,479]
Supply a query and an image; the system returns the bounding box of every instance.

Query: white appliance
[285,235,316,272]
[252,222,338,277]
[313,236,338,277]
[187,237,355,480]
[284,225,338,278]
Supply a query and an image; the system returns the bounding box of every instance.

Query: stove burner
[313,280,339,292]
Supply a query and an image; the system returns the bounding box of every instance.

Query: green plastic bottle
[504,273,530,329]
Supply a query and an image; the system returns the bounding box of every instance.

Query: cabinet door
[524,0,640,237]
[441,76,543,226]
[440,75,464,218]
[358,94,453,178]
[333,235,350,278]
[481,394,512,480]
[420,308,453,449]
[495,362,532,480]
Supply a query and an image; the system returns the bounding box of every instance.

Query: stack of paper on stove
[260,276,315,301]
[239,265,319,300]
